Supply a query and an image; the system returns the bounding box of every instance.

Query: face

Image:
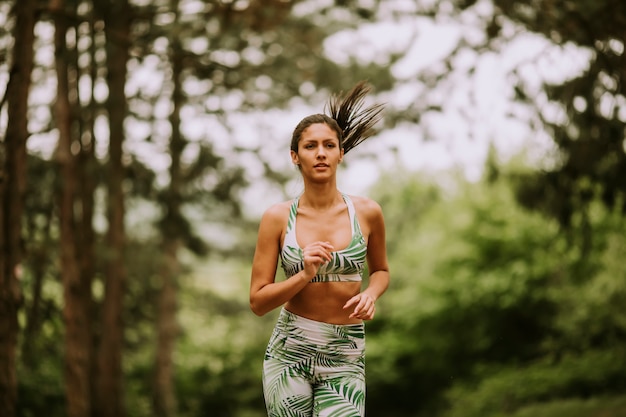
[291,123,344,180]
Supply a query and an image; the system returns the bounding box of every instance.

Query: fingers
[302,241,334,277]
[303,241,333,263]
[345,293,376,320]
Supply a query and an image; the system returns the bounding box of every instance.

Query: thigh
[313,356,366,417]
[263,359,314,417]
[263,327,315,416]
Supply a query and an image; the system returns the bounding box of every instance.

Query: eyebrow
[301,138,338,143]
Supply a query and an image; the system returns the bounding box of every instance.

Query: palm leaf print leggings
[263,308,366,417]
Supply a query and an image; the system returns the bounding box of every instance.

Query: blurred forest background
[1,0,626,417]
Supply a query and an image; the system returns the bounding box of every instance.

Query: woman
[250,81,390,417]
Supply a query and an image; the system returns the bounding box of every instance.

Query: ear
[339,148,344,163]
[290,150,299,165]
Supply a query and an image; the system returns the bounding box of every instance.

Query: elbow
[249,298,268,317]
[250,305,265,317]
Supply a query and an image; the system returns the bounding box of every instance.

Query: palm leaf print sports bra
[280,194,367,282]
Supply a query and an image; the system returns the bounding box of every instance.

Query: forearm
[362,269,389,301]
[250,271,311,316]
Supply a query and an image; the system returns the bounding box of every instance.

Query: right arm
[249,204,333,316]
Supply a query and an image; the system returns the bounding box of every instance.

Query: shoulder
[347,195,386,241]
[255,200,294,246]
[346,194,384,222]
[259,200,293,229]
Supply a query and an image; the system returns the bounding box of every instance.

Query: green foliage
[401,0,626,228]
[8,0,626,415]
[510,395,626,417]
[364,171,563,415]
[491,0,626,224]
[16,157,626,417]
[10,0,395,414]
[364,166,626,417]
[553,207,626,331]
[172,257,275,417]
[17,358,65,417]
[491,0,626,46]
[445,348,626,417]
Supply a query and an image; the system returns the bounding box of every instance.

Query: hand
[343,293,376,320]
[302,241,334,280]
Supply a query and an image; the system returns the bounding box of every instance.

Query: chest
[295,207,353,250]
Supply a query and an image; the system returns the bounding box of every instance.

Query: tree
[363,170,564,416]
[51,0,94,415]
[92,0,131,416]
[135,0,395,414]
[404,0,626,227]
[0,0,37,415]
[363,163,626,416]
[153,8,184,415]
[494,0,626,247]
[4,0,398,415]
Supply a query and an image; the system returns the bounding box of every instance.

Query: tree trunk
[22,261,44,363]
[153,35,184,417]
[154,240,180,417]
[51,1,92,416]
[78,12,100,415]
[0,1,36,416]
[95,2,130,417]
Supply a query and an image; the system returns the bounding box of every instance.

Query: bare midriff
[285,281,363,325]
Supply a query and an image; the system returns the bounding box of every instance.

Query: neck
[300,182,342,210]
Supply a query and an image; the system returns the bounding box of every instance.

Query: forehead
[300,123,339,141]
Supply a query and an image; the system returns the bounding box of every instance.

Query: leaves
[365,166,626,416]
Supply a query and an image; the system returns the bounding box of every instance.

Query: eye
[304,143,315,149]
[326,143,336,148]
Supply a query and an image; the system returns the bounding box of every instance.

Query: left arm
[344,198,390,320]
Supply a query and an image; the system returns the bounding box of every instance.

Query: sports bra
[280,194,367,282]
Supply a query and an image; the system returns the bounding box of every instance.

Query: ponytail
[326,81,385,154]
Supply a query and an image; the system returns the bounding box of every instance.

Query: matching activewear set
[262,194,368,417]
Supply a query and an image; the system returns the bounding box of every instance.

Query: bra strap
[342,194,359,235]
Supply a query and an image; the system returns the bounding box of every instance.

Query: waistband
[277,308,365,346]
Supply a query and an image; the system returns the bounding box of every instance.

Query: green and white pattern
[280,194,367,282]
[263,309,366,417]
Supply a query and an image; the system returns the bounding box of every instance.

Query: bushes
[511,395,626,417]
[366,172,626,417]
[445,348,626,417]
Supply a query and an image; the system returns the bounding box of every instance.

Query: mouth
[314,163,329,168]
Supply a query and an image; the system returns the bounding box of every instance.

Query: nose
[316,144,326,158]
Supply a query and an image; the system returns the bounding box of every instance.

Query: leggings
[263,308,366,417]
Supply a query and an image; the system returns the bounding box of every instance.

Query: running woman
[250,81,390,417]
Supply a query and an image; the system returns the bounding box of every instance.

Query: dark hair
[290,81,384,154]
